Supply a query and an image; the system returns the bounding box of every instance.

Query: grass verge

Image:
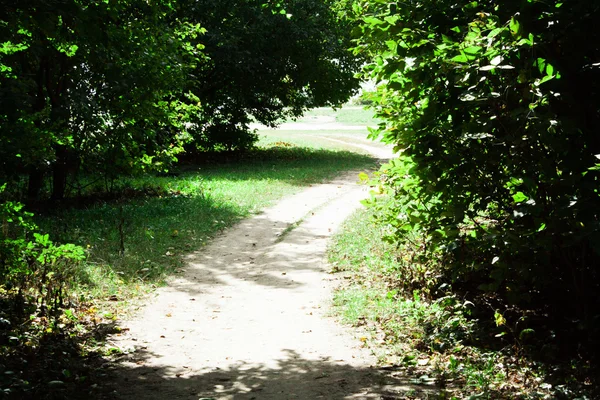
[328,203,594,399]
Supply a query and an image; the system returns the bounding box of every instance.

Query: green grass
[0,123,380,398]
[294,106,380,126]
[37,146,376,305]
[255,131,377,154]
[251,105,386,155]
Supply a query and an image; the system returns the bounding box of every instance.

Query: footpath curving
[105,139,427,399]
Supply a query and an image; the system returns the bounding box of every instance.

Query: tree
[354,0,600,351]
[179,0,362,151]
[0,0,205,200]
[1,0,362,198]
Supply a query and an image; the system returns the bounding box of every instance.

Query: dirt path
[106,137,414,399]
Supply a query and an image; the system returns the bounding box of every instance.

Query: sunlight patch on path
[110,171,388,399]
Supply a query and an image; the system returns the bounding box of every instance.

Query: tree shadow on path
[104,348,438,400]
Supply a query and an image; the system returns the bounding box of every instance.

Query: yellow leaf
[494,311,506,327]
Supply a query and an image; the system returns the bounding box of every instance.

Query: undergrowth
[328,202,596,399]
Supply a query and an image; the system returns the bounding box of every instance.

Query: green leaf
[512,192,528,203]
[452,54,469,63]
[463,46,482,55]
[487,27,503,38]
[535,58,547,74]
[537,75,554,85]
[494,311,506,327]
[509,18,520,36]
[441,35,454,44]
[385,40,398,53]
[363,16,385,26]
[453,48,480,63]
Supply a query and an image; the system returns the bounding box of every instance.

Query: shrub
[1,186,85,316]
[354,0,600,356]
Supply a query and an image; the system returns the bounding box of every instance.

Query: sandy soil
[105,132,431,399]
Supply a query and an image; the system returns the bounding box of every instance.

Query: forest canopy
[0,0,361,201]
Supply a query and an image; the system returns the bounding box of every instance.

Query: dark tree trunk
[27,168,45,202]
[51,146,68,201]
[25,59,49,203]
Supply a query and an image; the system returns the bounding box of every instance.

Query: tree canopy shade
[0,0,206,200]
[0,0,361,199]
[179,0,362,151]
[354,0,600,357]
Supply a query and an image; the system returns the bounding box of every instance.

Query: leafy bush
[329,206,594,398]
[185,124,260,153]
[354,0,600,357]
[1,188,85,316]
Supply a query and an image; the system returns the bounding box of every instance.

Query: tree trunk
[51,146,68,201]
[27,168,45,202]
